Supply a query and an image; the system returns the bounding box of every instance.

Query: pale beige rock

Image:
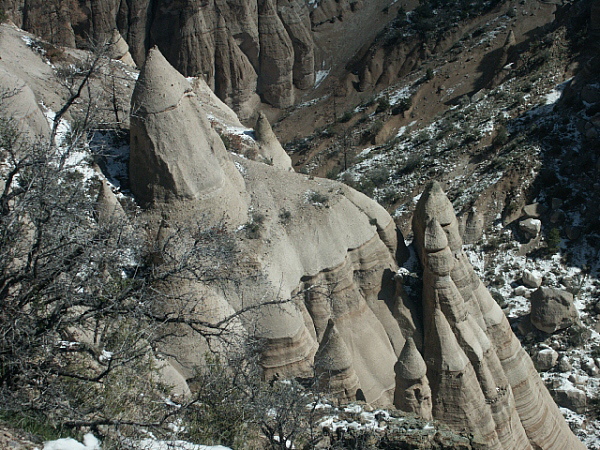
[532,348,558,371]
[394,337,432,419]
[94,174,126,225]
[412,181,584,449]
[107,29,136,67]
[522,270,542,289]
[278,0,315,90]
[214,15,261,122]
[0,66,49,139]
[519,218,541,239]
[460,208,485,244]
[522,203,545,219]
[315,319,360,402]
[423,218,448,253]
[129,47,246,218]
[255,112,293,170]
[128,47,409,407]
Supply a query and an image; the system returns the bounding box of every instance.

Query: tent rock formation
[126,48,584,448]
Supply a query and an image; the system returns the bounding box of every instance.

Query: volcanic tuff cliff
[126,46,584,447]
[0,0,393,118]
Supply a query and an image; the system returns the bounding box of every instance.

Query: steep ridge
[410,181,584,449]
[129,47,414,405]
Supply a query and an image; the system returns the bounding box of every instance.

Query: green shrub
[392,97,412,115]
[376,97,391,114]
[546,227,561,254]
[339,111,354,123]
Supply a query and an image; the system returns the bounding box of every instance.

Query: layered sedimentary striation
[126,48,587,445]
[1,0,321,113]
[128,47,413,405]
[410,181,584,449]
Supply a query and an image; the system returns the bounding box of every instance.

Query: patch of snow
[544,78,573,105]
[314,69,330,88]
[43,434,100,450]
[133,440,230,450]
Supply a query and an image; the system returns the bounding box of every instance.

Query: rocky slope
[0,0,597,446]
[123,46,584,446]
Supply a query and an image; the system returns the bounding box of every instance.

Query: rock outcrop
[530,287,579,333]
[129,46,246,212]
[315,319,360,403]
[411,181,584,450]
[255,112,293,170]
[107,29,136,67]
[129,47,413,406]
[394,337,432,420]
[257,0,295,108]
[0,0,318,113]
[127,48,586,446]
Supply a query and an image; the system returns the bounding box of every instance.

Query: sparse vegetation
[546,227,561,254]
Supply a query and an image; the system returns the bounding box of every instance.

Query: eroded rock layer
[411,181,584,450]
[128,47,412,406]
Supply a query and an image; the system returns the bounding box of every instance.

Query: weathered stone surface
[129,46,246,212]
[553,388,587,414]
[255,112,293,170]
[532,348,558,371]
[107,29,136,67]
[522,203,545,219]
[315,320,360,402]
[394,337,432,419]
[258,0,295,108]
[522,270,542,289]
[128,47,411,406]
[460,208,484,244]
[412,181,584,450]
[530,287,578,334]
[519,218,541,239]
[278,0,315,90]
[214,15,261,122]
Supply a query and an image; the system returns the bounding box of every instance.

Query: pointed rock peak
[505,29,516,47]
[424,217,448,253]
[132,46,192,115]
[316,319,353,371]
[396,337,427,380]
[415,181,455,227]
[255,112,276,143]
[216,13,227,30]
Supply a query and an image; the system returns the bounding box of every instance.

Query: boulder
[521,203,545,219]
[532,348,558,371]
[530,287,578,333]
[519,218,541,239]
[557,357,572,373]
[522,270,543,289]
[583,358,600,377]
[553,388,587,414]
[514,285,529,297]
